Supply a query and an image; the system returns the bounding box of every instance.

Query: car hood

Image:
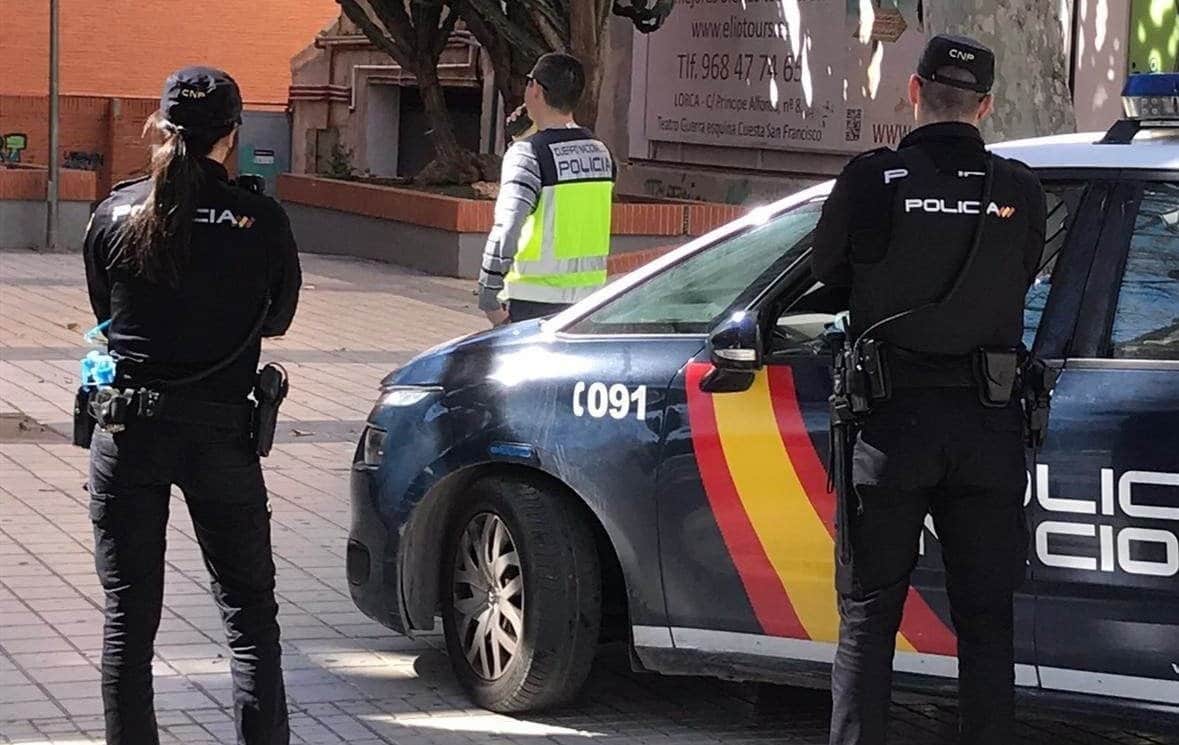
[381,319,548,388]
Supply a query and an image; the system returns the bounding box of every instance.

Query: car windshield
[567,198,824,334]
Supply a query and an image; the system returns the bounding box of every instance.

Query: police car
[347,75,1179,718]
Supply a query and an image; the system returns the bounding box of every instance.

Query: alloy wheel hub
[452,513,524,680]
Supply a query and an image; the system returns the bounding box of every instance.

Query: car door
[1030,177,1179,706]
[650,178,1098,691]
[555,195,828,637]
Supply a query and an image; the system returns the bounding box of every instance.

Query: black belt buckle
[974,347,1019,407]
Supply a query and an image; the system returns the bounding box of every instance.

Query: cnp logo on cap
[917,33,995,94]
[161,66,243,130]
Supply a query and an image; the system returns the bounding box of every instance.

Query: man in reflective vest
[477,53,616,326]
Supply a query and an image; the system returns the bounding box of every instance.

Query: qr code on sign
[845,108,863,142]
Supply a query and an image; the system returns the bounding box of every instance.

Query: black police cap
[160,66,243,132]
[917,34,995,94]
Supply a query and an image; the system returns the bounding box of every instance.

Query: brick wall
[1,95,159,196]
[0,0,338,106]
[106,98,161,191]
[607,246,677,277]
[278,174,749,279]
[0,165,97,202]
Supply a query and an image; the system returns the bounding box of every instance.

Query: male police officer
[477,53,616,325]
[84,67,300,744]
[811,36,1046,745]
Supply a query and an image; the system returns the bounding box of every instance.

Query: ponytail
[124,113,228,285]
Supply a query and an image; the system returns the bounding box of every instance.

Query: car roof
[990,128,1179,170]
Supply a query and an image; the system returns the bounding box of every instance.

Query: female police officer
[82,67,301,745]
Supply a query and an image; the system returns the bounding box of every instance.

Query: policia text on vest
[477,126,616,323]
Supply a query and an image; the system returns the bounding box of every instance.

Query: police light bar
[1122,72,1179,121]
[1099,73,1179,144]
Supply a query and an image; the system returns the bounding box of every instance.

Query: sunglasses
[526,74,546,89]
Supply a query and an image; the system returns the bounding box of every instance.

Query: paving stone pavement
[0,251,1173,744]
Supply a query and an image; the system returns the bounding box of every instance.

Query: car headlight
[362,426,388,467]
[378,386,441,407]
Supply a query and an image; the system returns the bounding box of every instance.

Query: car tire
[441,475,601,713]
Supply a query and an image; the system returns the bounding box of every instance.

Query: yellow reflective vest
[504,127,615,305]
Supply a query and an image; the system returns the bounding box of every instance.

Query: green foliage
[327,141,355,180]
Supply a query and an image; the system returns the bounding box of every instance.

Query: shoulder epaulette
[111,175,149,192]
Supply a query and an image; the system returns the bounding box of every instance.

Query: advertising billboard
[641,0,930,154]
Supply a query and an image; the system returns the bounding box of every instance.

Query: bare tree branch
[366,0,421,65]
[463,0,547,59]
[460,6,525,107]
[527,0,569,49]
[432,2,462,61]
[339,0,414,68]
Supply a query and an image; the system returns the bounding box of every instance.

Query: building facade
[288,15,497,180]
[1,0,338,194]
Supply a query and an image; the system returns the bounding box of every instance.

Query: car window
[771,181,1088,348]
[567,199,823,335]
[1024,183,1088,348]
[1109,182,1179,360]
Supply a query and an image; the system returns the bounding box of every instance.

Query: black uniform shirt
[812,122,1046,355]
[84,159,301,403]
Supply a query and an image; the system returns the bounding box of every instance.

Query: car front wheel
[441,475,601,712]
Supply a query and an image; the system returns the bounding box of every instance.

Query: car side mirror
[701,312,762,393]
[709,311,763,371]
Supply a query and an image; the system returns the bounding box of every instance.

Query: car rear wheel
[441,475,601,712]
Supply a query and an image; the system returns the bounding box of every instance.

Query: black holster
[834,336,890,420]
[828,332,864,594]
[252,363,289,457]
[73,386,97,448]
[1020,356,1059,449]
[85,386,136,436]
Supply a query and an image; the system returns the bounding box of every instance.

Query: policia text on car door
[811,36,1048,745]
[79,67,301,745]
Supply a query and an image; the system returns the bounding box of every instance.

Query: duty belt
[886,346,976,389]
[137,390,253,429]
[94,387,253,431]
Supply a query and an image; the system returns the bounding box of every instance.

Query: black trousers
[507,299,569,322]
[89,420,288,745]
[829,389,1028,745]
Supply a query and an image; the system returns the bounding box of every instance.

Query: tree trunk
[924,0,1076,141]
[459,2,541,121]
[418,66,462,159]
[569,1,611,129]
[416,64,482,183]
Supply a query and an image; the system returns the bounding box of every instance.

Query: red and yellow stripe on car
[685,362,957,655]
